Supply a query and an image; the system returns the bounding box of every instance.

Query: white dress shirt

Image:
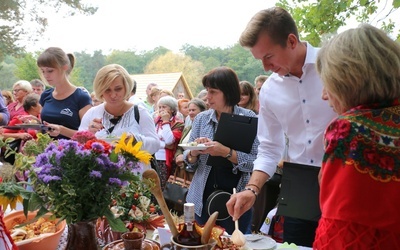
[254,44,337,178]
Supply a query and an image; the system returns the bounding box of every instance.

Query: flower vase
[65,220,100,250]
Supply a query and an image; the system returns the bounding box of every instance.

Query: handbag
[162,167,191,214]
[205,190,231,221]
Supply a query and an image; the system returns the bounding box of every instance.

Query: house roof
[130,72,193,101]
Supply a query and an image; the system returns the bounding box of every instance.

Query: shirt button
[311,159,314,163]
[306,119,310,123]
[308,140,311,144]
[302,99,306,103]
[299,80,303,84]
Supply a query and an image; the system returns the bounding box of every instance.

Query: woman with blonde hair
[37,47,92,139]
[79,64,159,158]
[2,90,14,106]
[314,24,400,249]
[7,80,32,120]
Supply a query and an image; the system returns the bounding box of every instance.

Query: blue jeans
[196,205,252,235]
[283,216,318,247]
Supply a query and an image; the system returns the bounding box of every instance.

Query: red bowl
[4,210,66,250]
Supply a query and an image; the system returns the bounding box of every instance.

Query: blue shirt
[0,90,9,125]
[184,106,259,216]
[40,88,92,139]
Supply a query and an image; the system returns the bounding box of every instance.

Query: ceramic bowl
[4,210,66,250]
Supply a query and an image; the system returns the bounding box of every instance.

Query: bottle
[175,203,202,246]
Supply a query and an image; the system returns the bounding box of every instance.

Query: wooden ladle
[201,211,219,245]
[142,169,179,237]
[230,188,246,247]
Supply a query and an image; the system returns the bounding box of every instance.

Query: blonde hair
[13,80,33,93]
[93,64,133,101]
[160,89,175,98]
[317,24,400,111]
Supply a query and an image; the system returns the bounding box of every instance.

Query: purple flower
[90,170,102,178]
[35,154,49,167]
[109,178,122,185]
[41,175,62,183]
[90,142,105,151]
[35,163,54,175]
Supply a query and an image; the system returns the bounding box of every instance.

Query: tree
[0,0,97,60]
[224,43,265,83]
[277,0,400,46]
[14,53,40,81]
[145,52,206,94]
[106,50,144,74]
[75,50,106,91]
[0,61,18,90]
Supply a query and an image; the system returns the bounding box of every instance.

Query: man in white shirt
[226,7,336,247]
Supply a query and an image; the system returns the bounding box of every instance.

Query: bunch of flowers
[21,131,152,232]
[111,179,164,232]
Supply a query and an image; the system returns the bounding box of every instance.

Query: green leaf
[394,0,400,8]
[104,208,127,233]
[109,151,118,162]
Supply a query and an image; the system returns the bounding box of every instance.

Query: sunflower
[114,133,152,165]
[0,182,26,210]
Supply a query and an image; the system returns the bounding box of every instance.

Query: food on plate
[186,142,206,147]
[26,119,40,124]
[10,217,57,242]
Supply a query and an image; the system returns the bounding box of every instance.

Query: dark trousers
[251,173,281,232]
[283,216,318,247]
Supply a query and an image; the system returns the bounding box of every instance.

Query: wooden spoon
[142,169,179,237]
[230,188,246,247]
[201,211,219,245]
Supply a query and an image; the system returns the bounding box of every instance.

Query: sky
[24,0,277,54]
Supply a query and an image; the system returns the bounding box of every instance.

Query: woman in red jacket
[313,24,400,249]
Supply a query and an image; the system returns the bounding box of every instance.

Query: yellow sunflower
[0,195,23,210]
[0,182,26,210]
[114,133,152,165]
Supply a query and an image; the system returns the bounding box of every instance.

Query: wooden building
[130,72,193,101]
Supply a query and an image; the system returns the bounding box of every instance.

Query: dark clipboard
[206,113,258,167]
[276,162,321,221]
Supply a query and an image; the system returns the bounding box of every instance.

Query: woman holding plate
[184,66,259,234]
[79,64,159,162]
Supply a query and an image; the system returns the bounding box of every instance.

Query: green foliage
[277,0,400,47]
[75,50,106,91]
[14,53,40,81]
[145,51,206,94]
[0,0,98,61]
[0,61,18,90]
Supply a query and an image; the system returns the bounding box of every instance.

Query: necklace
[103,112,123,134]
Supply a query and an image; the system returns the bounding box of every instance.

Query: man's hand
[226,189,256,221]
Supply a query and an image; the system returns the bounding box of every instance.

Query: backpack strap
[134,104,140,124]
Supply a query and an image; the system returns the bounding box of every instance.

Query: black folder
[276,162,321,221]
[206,113,258,167]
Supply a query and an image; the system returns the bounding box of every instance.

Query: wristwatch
[225,148,233,159]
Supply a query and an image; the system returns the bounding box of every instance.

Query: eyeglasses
[12,89,22,93]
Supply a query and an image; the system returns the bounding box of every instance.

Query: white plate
[178,144,211,150]
[244,234,276,250]
[98,137,120,144]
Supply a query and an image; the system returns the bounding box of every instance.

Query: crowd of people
[1,5,399,250]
